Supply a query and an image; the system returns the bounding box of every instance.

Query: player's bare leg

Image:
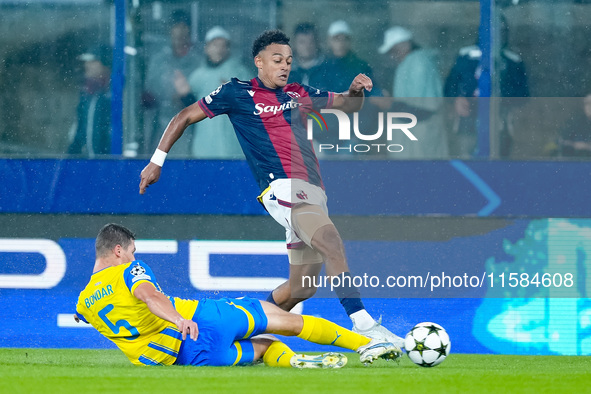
[261,300,304,334]
[269,262,322,311]
[267,203,406,348]
[250,336,274,360]
[272,209,378,325]
[268,207,350,310]
[310,224,349,276]
[306,222,406,349]
[310,223,374,323]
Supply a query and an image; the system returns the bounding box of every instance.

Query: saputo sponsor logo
[253,100,302,115]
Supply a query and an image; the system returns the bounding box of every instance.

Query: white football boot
[353,316,405,350]
[356,339,402,365]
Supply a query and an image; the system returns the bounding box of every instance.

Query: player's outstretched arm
[139,102,207,194]
[331,73,373,113]
[134,282,199,341]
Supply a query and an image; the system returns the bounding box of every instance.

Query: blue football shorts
[174,297,268,366]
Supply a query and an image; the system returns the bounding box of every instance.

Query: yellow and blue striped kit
[76,260,267,366]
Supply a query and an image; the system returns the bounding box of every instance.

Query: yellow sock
[263,341,296,368]
[297,315,371,351]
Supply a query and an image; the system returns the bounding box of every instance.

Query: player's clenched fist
[139,163,162,194]
[349,73,373,94]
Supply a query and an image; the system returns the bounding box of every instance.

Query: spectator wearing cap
[187,26,249,159]
[307,21,382,157]
[288,22,325,86]
[379,26,448,159]
[68,45,112,157]
[316,20,378,94]
[143,10,202,157]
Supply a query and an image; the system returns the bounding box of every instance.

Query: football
[404,322,451,367]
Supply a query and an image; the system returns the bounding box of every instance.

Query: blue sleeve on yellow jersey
[123,260,159,293]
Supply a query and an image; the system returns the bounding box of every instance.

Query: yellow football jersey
[76,261,198,366]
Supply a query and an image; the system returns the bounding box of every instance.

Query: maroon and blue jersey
[197,77,334,191]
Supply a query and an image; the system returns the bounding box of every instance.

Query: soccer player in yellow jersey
[76,224,401,368]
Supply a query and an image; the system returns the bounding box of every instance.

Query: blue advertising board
[1,218,590,356]
[1,159,591,217]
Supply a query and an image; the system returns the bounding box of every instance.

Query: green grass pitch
[1,348,589,393]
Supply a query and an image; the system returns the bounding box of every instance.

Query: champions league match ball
[404,322,451,367]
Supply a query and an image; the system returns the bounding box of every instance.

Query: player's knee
[311,225,345,261]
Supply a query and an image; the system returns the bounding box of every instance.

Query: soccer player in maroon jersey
[139,30,404,349]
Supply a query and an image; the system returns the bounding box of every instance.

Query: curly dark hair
[252,30,290,58]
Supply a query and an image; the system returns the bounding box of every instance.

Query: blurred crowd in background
[0,0,590,160]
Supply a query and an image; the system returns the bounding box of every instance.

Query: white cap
[205,26,231,43]
[378,26,413,54]
[328,20,352,38]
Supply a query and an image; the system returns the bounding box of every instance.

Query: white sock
[350,309,375,331]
